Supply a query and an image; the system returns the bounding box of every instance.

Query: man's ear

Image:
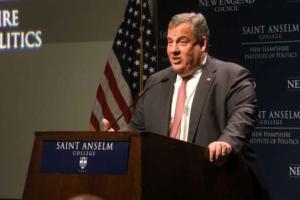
[199,36,208,52]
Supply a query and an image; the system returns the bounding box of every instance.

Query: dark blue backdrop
[156,1,300,199]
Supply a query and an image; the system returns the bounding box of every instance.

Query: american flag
[90,0,159,131]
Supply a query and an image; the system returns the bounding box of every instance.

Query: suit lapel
[188,56,217,143]
[159,70,176,136]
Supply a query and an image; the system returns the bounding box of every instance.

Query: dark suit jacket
[124,55,269,199]
[126,56,256,150]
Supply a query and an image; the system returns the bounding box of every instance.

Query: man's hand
[208,141,232,164]
[102,118,115,132]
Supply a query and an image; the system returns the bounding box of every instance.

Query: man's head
[167,12,210,78]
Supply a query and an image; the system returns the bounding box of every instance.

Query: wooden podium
[23,132,251,200]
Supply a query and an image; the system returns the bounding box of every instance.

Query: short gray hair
[168,12,210,45]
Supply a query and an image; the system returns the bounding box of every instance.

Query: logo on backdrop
[0,9,42,51]
[287,77,300,91]
[289,164,300,178]
[251,110,300,145]
[198,0,256,13]
[242,23,299,61]
[257,110,300,126]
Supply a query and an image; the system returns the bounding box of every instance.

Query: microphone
[105,77,169,131]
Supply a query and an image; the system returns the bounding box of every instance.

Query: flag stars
[132,83,137,88]
[117,1,156,92]
[133,71,138,77]
[93,0,158,129]
[129,7,133,13]
[149,67,155,73]
[150,56,157,62]
[116,40,122,46]
[134,60,140,66]
[118,28,123,34]
[143,63,148,69]
[146,29,152,35]
[145,41,150,46]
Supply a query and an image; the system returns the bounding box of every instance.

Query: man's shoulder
[207,56,253,84]
[209,56,247,73]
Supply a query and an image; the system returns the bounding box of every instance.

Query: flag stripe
[98,66,128,129]
[104,63,131,123]
[108,51,132,106]
[100,66,127,127]
[90,0,158,131]
[96,85,120,130]
[92,90,126,131]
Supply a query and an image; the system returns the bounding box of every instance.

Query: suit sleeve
[218,68,257,153]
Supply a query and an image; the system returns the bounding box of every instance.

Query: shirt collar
[176,68,202,82]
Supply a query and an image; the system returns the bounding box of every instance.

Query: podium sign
[41,140,129,174]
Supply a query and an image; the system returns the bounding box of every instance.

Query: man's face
[167,22,206,77]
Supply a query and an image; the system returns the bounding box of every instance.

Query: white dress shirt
[170,56,207,141]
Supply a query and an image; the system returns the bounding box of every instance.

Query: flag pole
[139,0,144,93]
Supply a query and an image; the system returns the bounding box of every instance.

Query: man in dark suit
[103,12,269,200]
